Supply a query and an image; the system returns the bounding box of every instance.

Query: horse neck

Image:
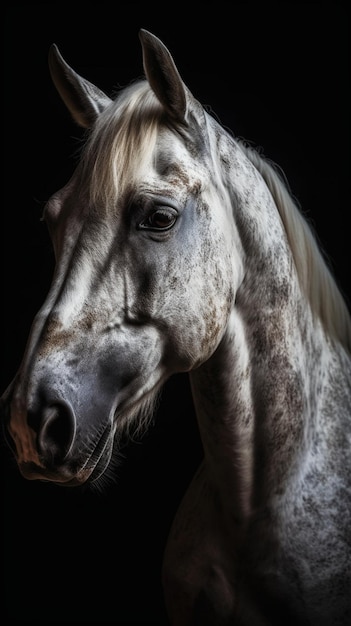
[190,277,330,524]
[190,143,337,521]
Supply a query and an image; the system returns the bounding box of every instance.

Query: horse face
[3,123,239,486]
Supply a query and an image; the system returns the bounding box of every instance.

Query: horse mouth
[16,424,114,487]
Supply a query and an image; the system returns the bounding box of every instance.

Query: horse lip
[16,423,113,486]
[18,461,78,484]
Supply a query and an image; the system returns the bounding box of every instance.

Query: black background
[1,4,350,625]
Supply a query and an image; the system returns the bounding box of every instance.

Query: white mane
[79,80,162,209]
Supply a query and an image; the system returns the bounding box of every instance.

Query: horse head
[2,31,241,485]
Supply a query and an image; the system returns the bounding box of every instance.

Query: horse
[1,29,350,625]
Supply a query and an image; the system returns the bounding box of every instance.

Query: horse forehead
[153,131,208,187]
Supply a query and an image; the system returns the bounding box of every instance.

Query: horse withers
[2,30,351,625]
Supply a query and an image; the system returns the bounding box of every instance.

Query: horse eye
[142,207,177,230]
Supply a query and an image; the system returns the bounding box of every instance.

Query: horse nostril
[35,402,76,464]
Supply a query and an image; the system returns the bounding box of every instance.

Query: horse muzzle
[1,381,115,486]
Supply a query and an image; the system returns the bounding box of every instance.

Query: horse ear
[48,44,112,128]
[139,29,187,123]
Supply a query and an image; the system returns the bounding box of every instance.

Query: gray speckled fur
[2,30,350,626]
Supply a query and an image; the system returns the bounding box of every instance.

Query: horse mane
[79,80,351,353]
[239,141,351,353]
[79,80,162,208]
